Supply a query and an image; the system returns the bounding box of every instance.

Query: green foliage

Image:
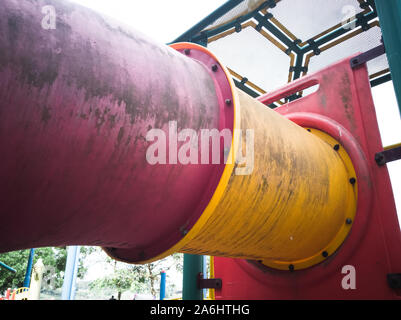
[0,250,30,293]
[0,248,69,293]
[77,247,97,279]
[89,268,134,292]
[0,246,93,294]
[36,247,67,290]
[88,253,183,298]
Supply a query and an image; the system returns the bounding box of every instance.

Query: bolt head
[375,153,385,165]
[211,64,218,72]
[184,49,191,55]
[346,218,353,225]
[333,144,340,151]
[288,264,295,272]
[322,251,328,258]
[349,177,356,185]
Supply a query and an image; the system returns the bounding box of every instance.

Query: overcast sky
[69,0,401,222]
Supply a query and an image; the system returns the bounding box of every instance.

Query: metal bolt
[211,64,218,72]
[322,251,328,258]
[375,153,385,166]
[349,177,356,185]
[181,229,188,236]
[289,264,294,272]
[346,218,353,225]
[184,49,191,55]
[307,129,311,132]
[333,144,340,151]
[225,99,232,106]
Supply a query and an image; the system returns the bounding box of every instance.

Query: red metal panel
[214,56,401,299]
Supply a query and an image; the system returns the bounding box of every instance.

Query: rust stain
[41,106,51,125]
[117,126,125,144]
[340,73,356,128]
[108,114,117,128]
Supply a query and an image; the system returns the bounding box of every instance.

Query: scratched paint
[167,91,357,270]
[0,0,229,259]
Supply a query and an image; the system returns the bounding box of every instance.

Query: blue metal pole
[0,261,16,273]
[61,246,80,300]
[23,249,35,288]
[202,256,207,299]
[160,271,166,300]
[69,246,80,301]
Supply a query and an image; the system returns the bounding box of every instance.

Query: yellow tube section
[180,91,357,270]
[142,88,357,271]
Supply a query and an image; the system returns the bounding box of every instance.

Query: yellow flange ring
[260,128,357,270]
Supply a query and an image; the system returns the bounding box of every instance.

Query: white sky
[69,0,227,44]
[69,0,401,277]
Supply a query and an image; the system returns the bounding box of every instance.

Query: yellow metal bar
[208,21,255,43]
[204,0,273,32]
[227,67,267,95]
[301,21,380,80]
[384,142,401,151]
[209,256,215,300]
[262,4,372,48]
[320,21,380,53]
[270,17,298,42]
[258,27,288,52]
[299,6,372,47]
[288,53,295,82]
[302,52,314,77]
[370,68,390,79]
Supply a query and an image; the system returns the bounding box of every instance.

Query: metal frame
[175,0,400,300]
[173,0,385,103]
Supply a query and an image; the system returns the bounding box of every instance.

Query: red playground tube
[0,0,235,263]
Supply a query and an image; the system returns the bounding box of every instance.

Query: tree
[0,246,93,294]
[89,267,134,300]
[0,248,66,293]
[89,253,183,299]
[0,250,30,293]
[142,254,183,297]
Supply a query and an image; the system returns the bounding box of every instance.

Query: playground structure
[0,288,28,301]
[0,257,45,300]
[0,0,400,299]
